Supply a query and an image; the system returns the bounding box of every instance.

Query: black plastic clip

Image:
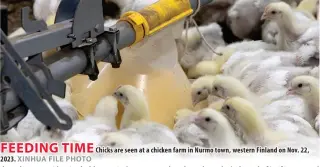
[102,27,122,68]
[79,38,100,81]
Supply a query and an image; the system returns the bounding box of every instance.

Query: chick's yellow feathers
[213,48,236,72]
[296,0,318,19]
[224,97,267,135]
[208,99,224,111]
[175,108,194,122]
[187,61,220,78]
[224,97,286,144]
[46,14,56,26]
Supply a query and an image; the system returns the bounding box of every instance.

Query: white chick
[261,9,315,45]
[227,0,301,40]
[110,0,159,15]
[193,0,237,24]
[288,75,319,115]
[192,108,242,147]
[287,75,319,129]
[265,113,318,137]
[65,124,115,144]
[309,66,319,78]
[261,2,319,57]
[99,129,144,148]
[214,40,278,58]
[314,114,320,132]
[113,85,179,144]
[104,19,118,29]
[178,23,225,70]
[173,109,209,147]
[242,66,313,95]
[16,111,43,141]
[0,129,24,142]
[221,49,297,76]
[227,0,267,39]
[262,20,279,45]
[92,96,119,129]
[33,0,61,21]
[191,75,217,106]
[63,95,118,139]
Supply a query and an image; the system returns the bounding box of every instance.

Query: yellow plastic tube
[119,0,193,45]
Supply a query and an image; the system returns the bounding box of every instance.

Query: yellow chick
[187,61,220,79]
[191,75,217,107]
[174,108,194,123]
[288,75,319,116]
[186,47,236,79]
[208,99,225,111]
[113,85,179,144]
[213,47,237,73]
[193,108,241,147]
[296,0,318,20]
[211,75,255,99]
[113,85,150,129]
[221,97,286,145]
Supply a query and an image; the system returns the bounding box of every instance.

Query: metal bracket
[70,0,104,48]
[0,30,72,134]
[27,54,66,98]
[21,7,48,34]
[102,27,122,68]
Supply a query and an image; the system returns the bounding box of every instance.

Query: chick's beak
[286,88,294,95]
[190,115,202,125]
[112,92,118,98]
[261,13,268,20]
[192,97,200,107]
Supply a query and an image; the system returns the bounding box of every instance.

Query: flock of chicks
[2,0,320,157]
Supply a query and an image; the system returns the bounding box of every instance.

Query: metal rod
[2,0,214,114]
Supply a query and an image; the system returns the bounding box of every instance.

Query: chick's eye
[298,83,303,88]
[226,105,230,110]
[271,11,276,14]
[214,86,218,91]
[119,93,123,97]
[197,91,201,95]
[205,117,211,122]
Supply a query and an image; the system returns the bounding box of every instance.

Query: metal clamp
[79,38,100,81]
[102,27,122,68]
[69,0,104,48]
